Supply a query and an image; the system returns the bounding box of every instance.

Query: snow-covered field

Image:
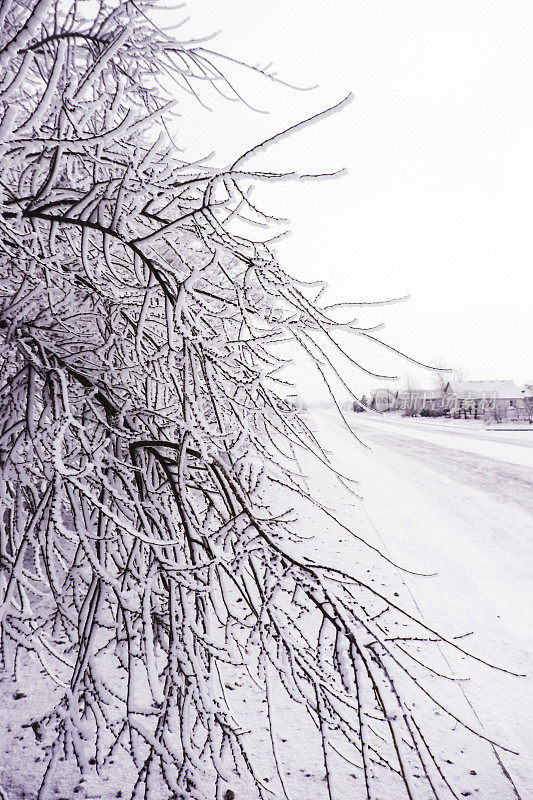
[1,410,531,799]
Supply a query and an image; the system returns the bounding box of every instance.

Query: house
[370,379,526,420]
[399,388,442,415]
[370,387,441,414]
[369,387,399,412]
[442,380,523,418]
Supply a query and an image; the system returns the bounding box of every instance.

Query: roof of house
[445,380,522,398]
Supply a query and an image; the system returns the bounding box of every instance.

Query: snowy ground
[304,409,533,798]
[348,411,533,468]
[1,410,531,799]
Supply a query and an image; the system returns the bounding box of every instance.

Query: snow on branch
[0,2,518,799]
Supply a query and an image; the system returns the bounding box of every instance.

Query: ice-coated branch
[0,2,516,800]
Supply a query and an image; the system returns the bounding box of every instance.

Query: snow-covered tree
[0,2,517,798]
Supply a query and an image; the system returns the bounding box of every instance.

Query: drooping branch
[0,2,520,800]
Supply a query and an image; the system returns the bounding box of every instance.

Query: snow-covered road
[351,411,533,469]
[305,409,533,798]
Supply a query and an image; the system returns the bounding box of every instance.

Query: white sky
[176,1,533,398]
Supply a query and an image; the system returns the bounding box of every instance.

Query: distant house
[400,388,441,414]
[443,380,523,418]
[370,379,527,420]
[370,388,399,412]
[371,387,441,414]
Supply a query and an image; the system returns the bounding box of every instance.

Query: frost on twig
[0,2,517,799]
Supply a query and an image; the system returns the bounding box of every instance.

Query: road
[352,411,533,469]
[305,410,533,799]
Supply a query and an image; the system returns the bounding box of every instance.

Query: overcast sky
[178,1,533,398]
